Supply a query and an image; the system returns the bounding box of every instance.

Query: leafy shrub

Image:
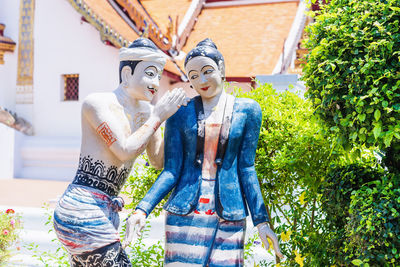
[319,163,385,266]
[236,83,343,266]
[303,0,400,153]
[126,221,164,267]
[345,176,400,266]
[0,208,22,265]
[122,154,163,216]
[321,164,384,229]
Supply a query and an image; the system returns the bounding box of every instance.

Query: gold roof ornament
[0,24,16,64]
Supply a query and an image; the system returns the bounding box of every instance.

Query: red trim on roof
[226,77,254,83]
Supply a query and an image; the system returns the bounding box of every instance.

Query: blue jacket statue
[137,96,269,226]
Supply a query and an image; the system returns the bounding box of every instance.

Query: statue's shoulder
[168,97,196,122]
[82,92,116,112]
[235,97,261,114]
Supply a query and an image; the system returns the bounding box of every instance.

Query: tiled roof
[67,1,299,79]
[140,0,193,34]
[68,0,138,47]
[178,2,299,77]
[67,0,182,75]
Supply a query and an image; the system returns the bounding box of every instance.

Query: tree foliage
[302,0,400,265]
[236,83,344,266]
[346,175,400,266]
[303,0,400,151]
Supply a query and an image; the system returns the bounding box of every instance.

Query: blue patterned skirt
[164,178,246,267]
[53,184,122,255]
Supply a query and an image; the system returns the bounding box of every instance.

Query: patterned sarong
[69,241,131,267]
[54,184,123,255]
[164,177,246,266]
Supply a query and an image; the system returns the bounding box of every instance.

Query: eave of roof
[178,1,299,77]
[67,0,185,78]
[67,0,138,47]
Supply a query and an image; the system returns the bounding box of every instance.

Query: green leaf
[373,125,381,139]
[358,113,366,122]
[384,134,393,147]
[352,259,363,266]
[374,109,381,121]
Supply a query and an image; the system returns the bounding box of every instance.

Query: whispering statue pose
[53,38,186,266]
[124,39,283,266]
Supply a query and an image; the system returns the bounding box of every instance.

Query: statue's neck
[202,90,226,112]
[114,86,141,111]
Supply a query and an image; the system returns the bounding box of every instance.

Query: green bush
[125,221,164,267]
[321,164,384,229]
[236,83,343,266]
[303,0,400,153]
[345,176,400,266]
[319,163,386,266]
[122,154,163,216]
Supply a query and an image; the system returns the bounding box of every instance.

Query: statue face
[185,56,224,100]
[124,61,163,101]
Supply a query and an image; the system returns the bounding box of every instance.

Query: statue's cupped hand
[122,209,147,249]
[153,87,188,122]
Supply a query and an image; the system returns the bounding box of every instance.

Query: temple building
[0,0,308,180]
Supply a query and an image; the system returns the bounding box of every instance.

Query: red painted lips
[201,86,209,91]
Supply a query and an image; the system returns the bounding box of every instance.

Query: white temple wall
[15,0,122,180]
[33,0,120,138]
[0,0,19,111]
[0,0,19,179]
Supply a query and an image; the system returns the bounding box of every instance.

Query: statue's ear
[218,60,225,80]
[120,65,132,84]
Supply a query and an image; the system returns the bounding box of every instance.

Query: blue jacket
[137,97,269,226]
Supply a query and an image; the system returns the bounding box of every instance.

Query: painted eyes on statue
[144,66,162,80]
[188,67,215,80]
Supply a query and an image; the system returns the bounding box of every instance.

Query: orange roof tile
[84,0,140,42]
[140,0,192,34]
[179,2,299,77]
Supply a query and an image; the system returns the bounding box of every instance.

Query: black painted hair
[119,38,158,83]
[184,38,225,76]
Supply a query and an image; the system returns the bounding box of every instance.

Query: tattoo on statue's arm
[96,122,117,147]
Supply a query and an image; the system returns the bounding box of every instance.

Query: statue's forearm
[146,128,164,169]
[113,115,162,162]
